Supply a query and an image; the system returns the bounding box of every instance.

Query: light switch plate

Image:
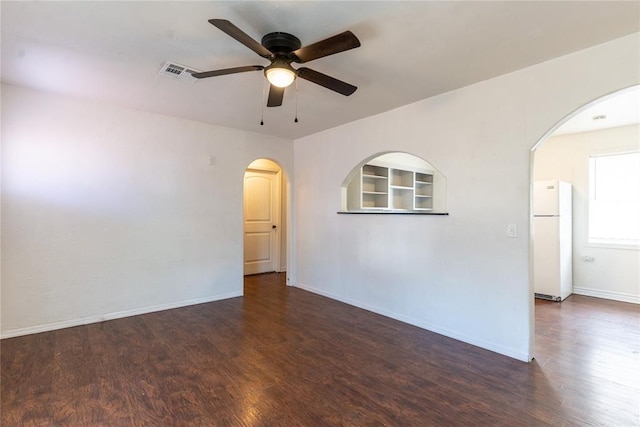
[506,223,518,238]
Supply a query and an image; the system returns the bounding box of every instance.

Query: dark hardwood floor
[2,273,639,426]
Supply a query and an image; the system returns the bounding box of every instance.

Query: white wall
[1,84,293,338]
[535,125,640,303]
[293,34,640,361]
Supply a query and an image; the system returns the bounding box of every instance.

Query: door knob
[272,225,277,229]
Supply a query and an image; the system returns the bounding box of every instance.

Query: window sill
[586,242,640,251]
[337,211,449,215]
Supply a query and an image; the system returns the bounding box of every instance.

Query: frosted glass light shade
[265,67,296,88]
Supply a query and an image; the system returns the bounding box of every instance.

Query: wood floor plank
[1,330,56,426]
[2,273,639,426]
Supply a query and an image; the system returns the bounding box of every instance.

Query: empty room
[2,1,639,425]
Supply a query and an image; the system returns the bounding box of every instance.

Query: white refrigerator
[533,180,573,301]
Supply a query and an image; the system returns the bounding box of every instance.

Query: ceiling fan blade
[191,65,264,79]
[209,19,274,59]
[267,85,285,107]
[297,67,357,96]
[292,31,361,63]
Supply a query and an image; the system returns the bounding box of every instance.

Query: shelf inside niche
[415,183,433,197]
[391,188,413,210]
[362,164,388,178]
[362,191,388,209]
[390,169,413,187]
[363,177,389,193]
[415,172,433,184]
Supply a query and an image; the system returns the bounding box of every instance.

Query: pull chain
[260,79,266,126]
[294,78,299,123]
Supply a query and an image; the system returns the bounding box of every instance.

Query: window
[589,151,640,246]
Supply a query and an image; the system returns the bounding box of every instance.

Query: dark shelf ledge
[337,211,449,215]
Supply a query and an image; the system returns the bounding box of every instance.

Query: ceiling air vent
[159,62,200,82]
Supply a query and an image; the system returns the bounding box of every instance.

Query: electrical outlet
[506,223,518,238]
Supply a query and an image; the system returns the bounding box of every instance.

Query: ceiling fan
[191,19,361,107]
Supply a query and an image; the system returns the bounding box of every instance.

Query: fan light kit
[265,62,296,88]
[191,19,361,113]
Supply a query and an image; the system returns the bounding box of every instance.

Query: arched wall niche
[340,151,447,213]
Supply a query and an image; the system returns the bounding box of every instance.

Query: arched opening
[243,158,289,276]
[340,151,447,214]
[530,85,639,359]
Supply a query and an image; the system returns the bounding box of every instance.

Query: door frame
[244,160,284,274]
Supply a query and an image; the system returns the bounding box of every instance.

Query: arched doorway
[530,85,639,357]
[243,158,288,275]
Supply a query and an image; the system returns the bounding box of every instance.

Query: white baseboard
[0,291,243,339]
[572,286,639,304]
[293,282,530,362]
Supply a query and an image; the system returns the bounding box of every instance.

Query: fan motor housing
[261,32,301,55]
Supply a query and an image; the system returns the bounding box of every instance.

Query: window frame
[587,149,640,250]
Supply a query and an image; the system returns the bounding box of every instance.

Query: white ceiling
[553,86,640,136]
[2,1,639,140]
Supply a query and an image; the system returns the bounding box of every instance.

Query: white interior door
[244,168,280,275]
